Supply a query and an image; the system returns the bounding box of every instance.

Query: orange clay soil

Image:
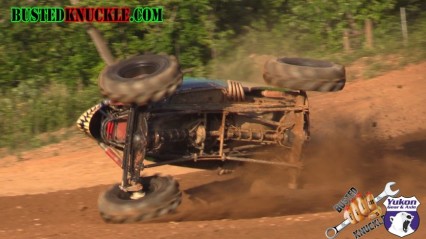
[0,62,425,239]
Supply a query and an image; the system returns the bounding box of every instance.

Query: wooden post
[343,29,351,53]
[365,19,373,49]
[400,7,409,46]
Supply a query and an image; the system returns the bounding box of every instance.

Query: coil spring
[226,80,245,102]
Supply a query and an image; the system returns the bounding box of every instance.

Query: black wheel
[263,57,346,92]
[98,175,182,223]
[99,54,183,105]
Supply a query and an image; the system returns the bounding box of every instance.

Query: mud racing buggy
[77,26,346,223]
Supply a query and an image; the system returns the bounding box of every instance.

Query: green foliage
[0,84,101,150]
[0,0,425,151]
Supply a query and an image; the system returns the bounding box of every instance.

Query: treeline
[0,0,425,150]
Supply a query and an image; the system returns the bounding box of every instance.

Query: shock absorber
[98,142,123,167]
[150,129,192,149]
[226,127,276,143]
[224,127,294,146]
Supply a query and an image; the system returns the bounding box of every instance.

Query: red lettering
[104,8,113,22]
[64,7,76,22]
[64,7,131,23]
[75,7,85,22]
[94,8,103,22]
[113,8,119,22]
[86,8,94,22]
[121,8,130,22]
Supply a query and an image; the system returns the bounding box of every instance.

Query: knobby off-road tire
[99,54,183,105]
[98,175,182,223]
[263,57,346,92]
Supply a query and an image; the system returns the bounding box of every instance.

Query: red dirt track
[0,62,425,239]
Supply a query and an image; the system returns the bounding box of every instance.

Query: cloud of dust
[162,117,426,222]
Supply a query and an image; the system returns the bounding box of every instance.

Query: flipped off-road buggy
[77,26,346,223]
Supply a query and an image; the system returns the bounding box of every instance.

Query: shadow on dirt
[393,139,426,159]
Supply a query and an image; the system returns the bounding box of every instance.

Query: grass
[1,16,425,155]
[207,17,426,83]
[362,62,393,79]
[0,84,101,154]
